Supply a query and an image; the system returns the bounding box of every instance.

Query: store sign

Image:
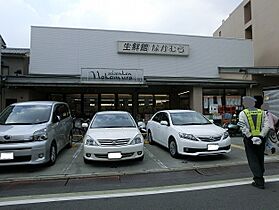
[81,68,144,84]
[118,41,189,56]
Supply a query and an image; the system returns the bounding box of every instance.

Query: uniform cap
[242,96,257,103]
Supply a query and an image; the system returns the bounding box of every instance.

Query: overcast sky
[1,0,242,48]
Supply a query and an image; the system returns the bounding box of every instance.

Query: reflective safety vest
[243,109,263,136]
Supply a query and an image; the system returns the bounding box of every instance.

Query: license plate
[0,152,14,160]
[108,153,122,159]
[207,144,219,151]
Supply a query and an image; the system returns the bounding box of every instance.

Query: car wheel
[148,131,154,145]
[66,133,73,149]
[48,142,57,166]
[169,139,179,158]
[83,157,91,164]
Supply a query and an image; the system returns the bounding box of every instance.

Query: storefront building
[1,26,255,123]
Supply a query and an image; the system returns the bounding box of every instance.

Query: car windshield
[90,113,136,128]
[170,112,211,126]
[0,105,52,125]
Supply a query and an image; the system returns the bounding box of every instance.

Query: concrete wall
[2,88,30,107]
[252,0,279,66]
[1,56,29,75]
[190,87,202,113]
[219,72,252,80]
[30,26,253,78]
[213,1,247,39]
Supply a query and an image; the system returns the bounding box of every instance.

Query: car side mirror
[160,121,169,126]
[82,123,89,128]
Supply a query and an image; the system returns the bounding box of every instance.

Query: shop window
[138,94,154,121]
[84,94,98,118]
[6,98,17,107]
[50,94,63,102]
[65,94,82,118]
[178,91,190,109]
[118,94,132,113]
[101,94,115,111]
[137,94,169,122]
[203,88,245,125]
[154,94,169,112]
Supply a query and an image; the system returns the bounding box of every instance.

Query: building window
[218,31,222,37]
[244,1,252,24]
[1,66,9,76]
[245,25,253,39]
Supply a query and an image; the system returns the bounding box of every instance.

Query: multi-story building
[0,46,30,110]
[214,0,279,108]
[214,0,279,67]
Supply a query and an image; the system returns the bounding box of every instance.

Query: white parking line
[1,174,279,207]
[62,143,83,174]
[144,146,168,169]
[231,144,245,150]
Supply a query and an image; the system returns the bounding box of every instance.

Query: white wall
[30,26,253,78]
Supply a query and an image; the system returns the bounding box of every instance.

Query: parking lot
[1,137,279,182]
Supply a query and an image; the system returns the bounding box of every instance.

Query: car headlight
[130,134,143,145]
[33,128,48,141]
[179,133,198,141]
[223,131,230,139]
[84,135,99,146]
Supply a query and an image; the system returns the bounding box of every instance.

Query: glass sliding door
[118,94,132,113]
[84,94,98,119]
[100,94,115,111]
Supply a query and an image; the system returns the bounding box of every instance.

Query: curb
[1,156,279,184]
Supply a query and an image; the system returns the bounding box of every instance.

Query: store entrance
[50,93,134,119]
[99,94,132,112]
[49,88,188,121]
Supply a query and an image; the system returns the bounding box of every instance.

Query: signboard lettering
[81,68,144,84]
[118,41,189,56]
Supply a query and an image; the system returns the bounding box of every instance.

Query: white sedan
[146,110,231,157]
[83,111,144,162]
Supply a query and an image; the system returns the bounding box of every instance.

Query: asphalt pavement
[1,162,279,209]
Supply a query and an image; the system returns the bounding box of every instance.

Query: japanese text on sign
[118,41,189,56]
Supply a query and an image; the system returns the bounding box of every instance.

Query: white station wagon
[83,111,144,162]
[146,110,231,157]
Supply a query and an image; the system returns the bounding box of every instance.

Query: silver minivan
[0,101,73,166]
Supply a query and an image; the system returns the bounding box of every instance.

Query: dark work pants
[243,137,266,186]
